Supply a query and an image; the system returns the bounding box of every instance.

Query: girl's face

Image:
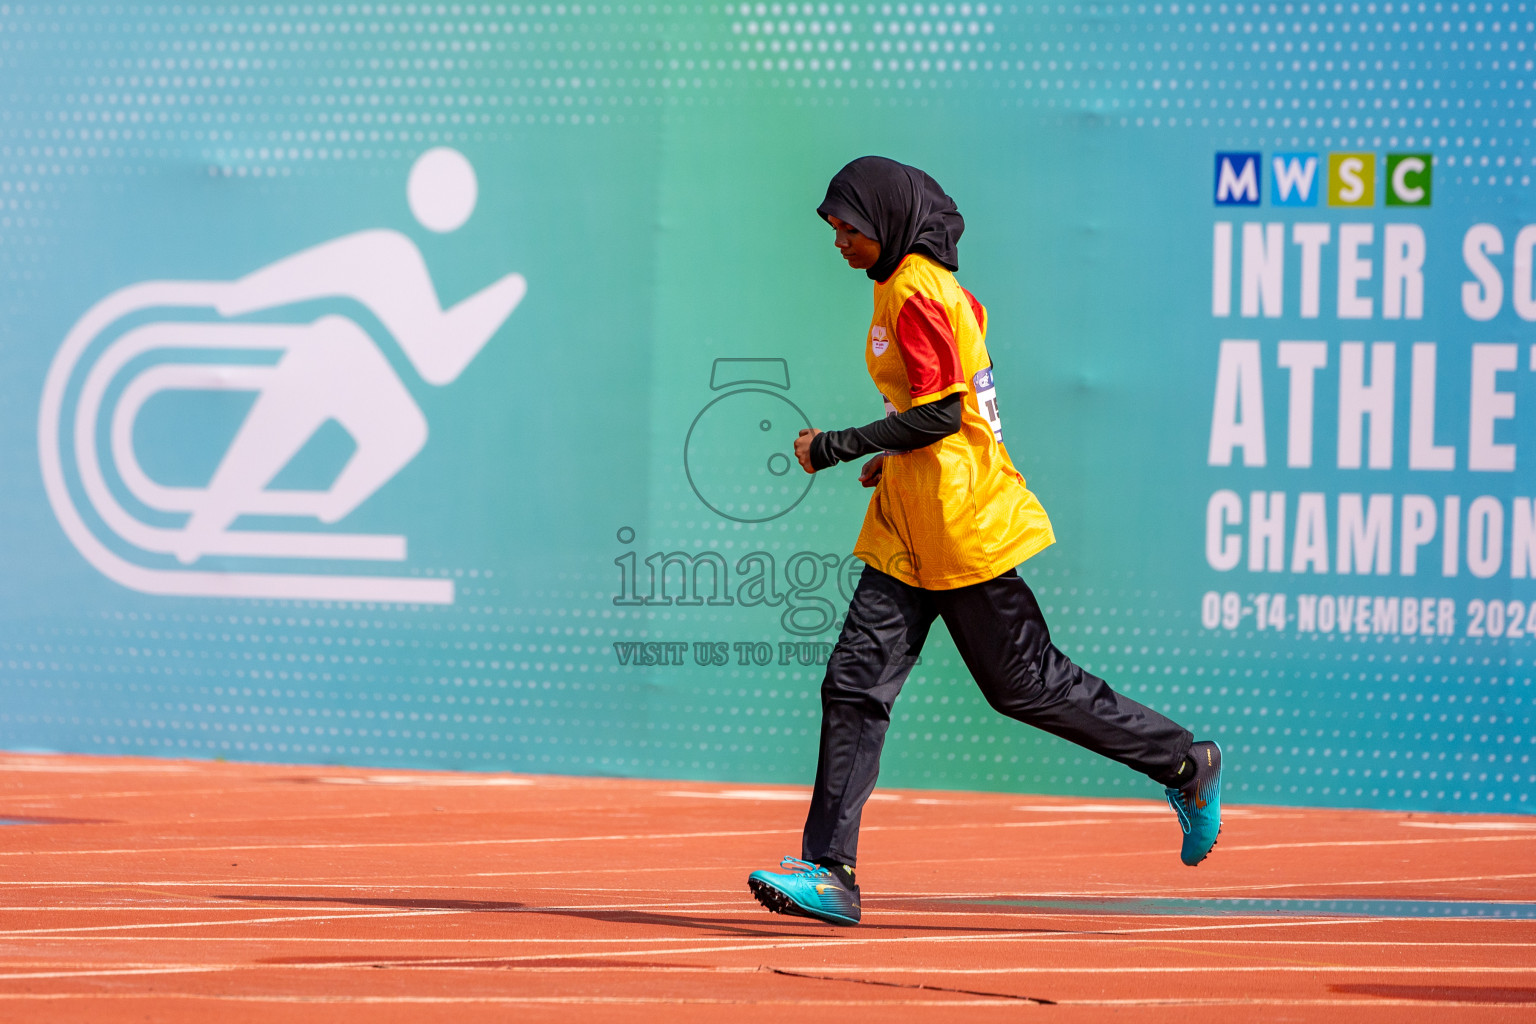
[827,215,881,271]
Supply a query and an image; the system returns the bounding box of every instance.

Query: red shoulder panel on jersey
[894,294,964,400]
[961,287,988,335]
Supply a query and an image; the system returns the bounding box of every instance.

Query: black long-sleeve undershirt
[807,392,963,471]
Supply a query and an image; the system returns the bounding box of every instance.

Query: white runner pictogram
[38,148,523,604]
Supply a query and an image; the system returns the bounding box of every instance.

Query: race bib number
[973,366,1003,442]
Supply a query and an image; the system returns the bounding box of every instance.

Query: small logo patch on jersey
[870,325,889,356]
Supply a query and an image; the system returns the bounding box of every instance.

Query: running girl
[747,156,1223,927]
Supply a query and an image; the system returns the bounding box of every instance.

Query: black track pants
[801,566,1194,867]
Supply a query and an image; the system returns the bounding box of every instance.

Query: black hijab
[816,155,964,282]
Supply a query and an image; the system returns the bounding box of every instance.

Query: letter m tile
[1214,152,1261,205]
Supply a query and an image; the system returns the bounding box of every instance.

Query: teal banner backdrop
[1,1,1532,813]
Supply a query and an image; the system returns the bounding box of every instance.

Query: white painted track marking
[5,824,1535,859]
[0,993,1532,1008]
[0,962,1534,981]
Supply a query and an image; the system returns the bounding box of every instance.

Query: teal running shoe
[1166,740,1223,866]
[748,856,861,926]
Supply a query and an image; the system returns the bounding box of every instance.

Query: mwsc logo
[37,148,525,606]
[1214,151,1432,207]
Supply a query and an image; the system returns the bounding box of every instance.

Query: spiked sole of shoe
[748,877,814,918]
[747,877,858,925]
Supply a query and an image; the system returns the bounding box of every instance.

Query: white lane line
[3,874,1531,900]
[663,789,893,802]
[3,894,1532,933]
[1,963,1533,980]
[0,908,465,937]
[1061,998,1536,1008]
[0,914,1392,954]
[5,893,1508,921]
[1222,835,1536,853]
[0,899,743,913]
[0,994,1040,1006]
[0,762,541,788]
[780,965,1536,975]
[1081,834,1536,861]
[3,901,1532,924]
[0,894,1373,908]
[1,898,898,936]
[0,817,1193,858]
[1008,804,1270,819]
[0,967,235,980]
[7,960,1534,971]
[857,883,1536,899]
[6,824,1535,860]
[0,963,724,970]
[1090,871,1536,895]
[1403,821,1536,831]
[3,889,1532,937]
[301,775,532,787]
[13,935,1535,947]
[2,787,537,805]
[809,906,1536,920]
[7,863,1536,893]
[0,826,798,857]
[685,915,1400,957]
[1010,802,1165,814]
[0,993,1531,1009]
[1075,917,1395,938]
[0,906,1186,932]
[0,907,449,913]
[0,870,740,885]
[0,764,198,774]
[5,788,646,809]
[273,915,1399,964]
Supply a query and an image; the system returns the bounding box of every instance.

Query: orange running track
[1,753,1534,1022]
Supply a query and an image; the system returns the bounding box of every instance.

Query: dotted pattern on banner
[2,569,1529,808]
[0,5,1527,173]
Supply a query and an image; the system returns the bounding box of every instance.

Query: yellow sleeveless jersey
[854,254,1055,589]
